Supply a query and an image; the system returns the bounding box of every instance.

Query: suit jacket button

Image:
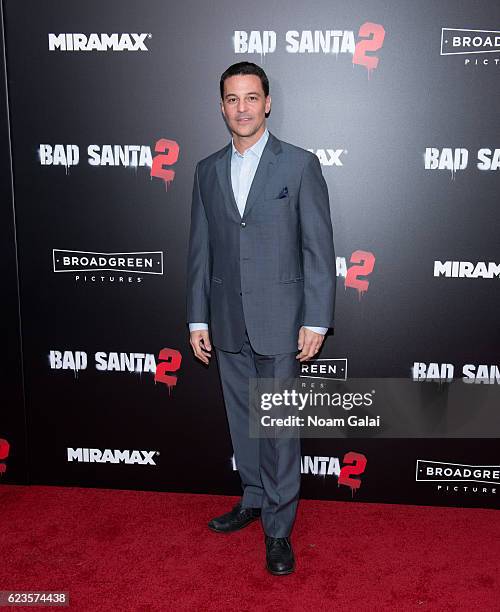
[239,291,242,296]
[240,221,246,227]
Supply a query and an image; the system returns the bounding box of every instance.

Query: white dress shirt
[189,128,328,336]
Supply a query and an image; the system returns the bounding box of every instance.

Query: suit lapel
[242,133,280,220]
[215,143,239,220]
[215,131,282,221]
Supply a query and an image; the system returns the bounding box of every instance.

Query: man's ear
[265,95,271,113]
[220,100,225,118]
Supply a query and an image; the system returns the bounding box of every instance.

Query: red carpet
[0,485,498,611]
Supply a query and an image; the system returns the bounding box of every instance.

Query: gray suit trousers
[215,328,301,538]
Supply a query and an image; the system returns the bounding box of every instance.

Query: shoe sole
[207,516,260,533]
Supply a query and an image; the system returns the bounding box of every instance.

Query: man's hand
[190,329,212,365]
[296,326,325,362]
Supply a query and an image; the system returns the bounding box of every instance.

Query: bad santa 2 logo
[49,348,181,392]
[234,22,385,75]
[232,451,367,492]
[38,139,179,190]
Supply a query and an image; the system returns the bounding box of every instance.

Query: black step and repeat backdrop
[1,0,499,509]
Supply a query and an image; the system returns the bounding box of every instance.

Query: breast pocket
[264,185,293,201]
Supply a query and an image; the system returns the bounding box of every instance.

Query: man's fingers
[200,332,212,352]
[194,344,210,363]
[190,331,212,364]
[297,348,319,361]
[296,345,318,361]
[296,331,324,362]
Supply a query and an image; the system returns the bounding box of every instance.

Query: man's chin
[232,124,258,137]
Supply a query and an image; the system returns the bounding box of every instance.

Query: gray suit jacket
[186,130,336,355]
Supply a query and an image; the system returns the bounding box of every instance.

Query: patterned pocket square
[278,186,289,199]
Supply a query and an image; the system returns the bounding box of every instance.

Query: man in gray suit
[186,61,336,575]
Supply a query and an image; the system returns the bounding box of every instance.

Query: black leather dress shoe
[265,535,295,575]
[208,502,261,533]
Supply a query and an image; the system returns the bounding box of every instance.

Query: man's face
[220,74,271,138]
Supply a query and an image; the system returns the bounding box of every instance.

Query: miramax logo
[67,448,159,465]
[48,33,151,52]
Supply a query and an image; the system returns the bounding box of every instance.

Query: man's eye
[249,96,257,101]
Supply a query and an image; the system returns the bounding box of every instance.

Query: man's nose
[237,99,247,112]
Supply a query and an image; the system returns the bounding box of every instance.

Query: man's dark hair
[220,62,269,99]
